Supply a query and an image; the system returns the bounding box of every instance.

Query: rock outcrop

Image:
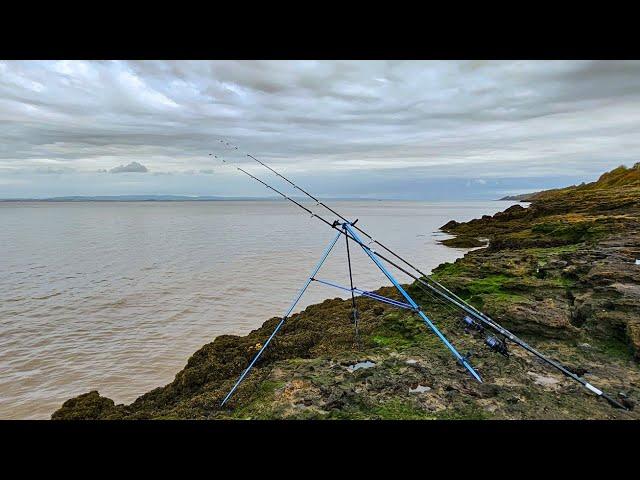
[52,164,640,420]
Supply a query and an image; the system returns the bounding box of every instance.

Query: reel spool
[462,315,485,333]
[485,335,509,357]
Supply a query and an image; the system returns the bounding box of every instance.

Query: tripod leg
[221,230,342,407]
[344,226,360,344]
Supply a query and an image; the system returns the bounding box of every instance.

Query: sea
[0,199,517,419]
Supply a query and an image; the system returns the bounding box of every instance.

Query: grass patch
[464,274,512,296]
[531,220,608,244]
[430,261,470,280]
[456,275,532,308]
[229,379,287,419]
[546,276,576,288]
[370,312,425,345]
[483,292,529,303]
[369,310,447,354]
[371,334,409,348]
[593,337,635,361]
[467,274,512,293]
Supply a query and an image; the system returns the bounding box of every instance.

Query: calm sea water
[0,200,517,419]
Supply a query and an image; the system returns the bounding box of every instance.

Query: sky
[1,60,640,199]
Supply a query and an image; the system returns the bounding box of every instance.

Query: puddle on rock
[346,360,376,372]
[409,384,432,394]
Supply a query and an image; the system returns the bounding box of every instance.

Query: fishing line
[212,148,456,320]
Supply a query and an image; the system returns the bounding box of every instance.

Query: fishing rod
[217,142,629,411]
[211,151,482,383]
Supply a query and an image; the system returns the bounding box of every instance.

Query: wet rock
[441,236,487,248]
[324,388,357,410]
[441,220,459,230]
[567,366,588,377]
[477,383,500,398]
[52,391,116,420]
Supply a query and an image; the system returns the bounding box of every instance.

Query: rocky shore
[53,164,640,419]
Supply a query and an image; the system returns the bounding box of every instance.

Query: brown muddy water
[0,200,517,419]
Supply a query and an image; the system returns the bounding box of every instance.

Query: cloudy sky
[2,60,640,199]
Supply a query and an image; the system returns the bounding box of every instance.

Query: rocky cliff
[53,164,640,420]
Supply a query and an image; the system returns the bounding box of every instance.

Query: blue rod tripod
[221,222,481,407]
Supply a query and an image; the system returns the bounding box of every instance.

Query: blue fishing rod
[220,143,629,411]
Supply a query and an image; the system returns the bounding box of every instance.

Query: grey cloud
[1,60,640,198]
[109,161,148,173]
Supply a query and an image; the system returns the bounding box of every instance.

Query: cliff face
[52,164,640,420]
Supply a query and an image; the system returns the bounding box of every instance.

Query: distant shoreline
[0,197,263,203]
[0,195,523,203]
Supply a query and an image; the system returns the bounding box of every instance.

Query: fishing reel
[461,315,485,334]
[485,335,509,357]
